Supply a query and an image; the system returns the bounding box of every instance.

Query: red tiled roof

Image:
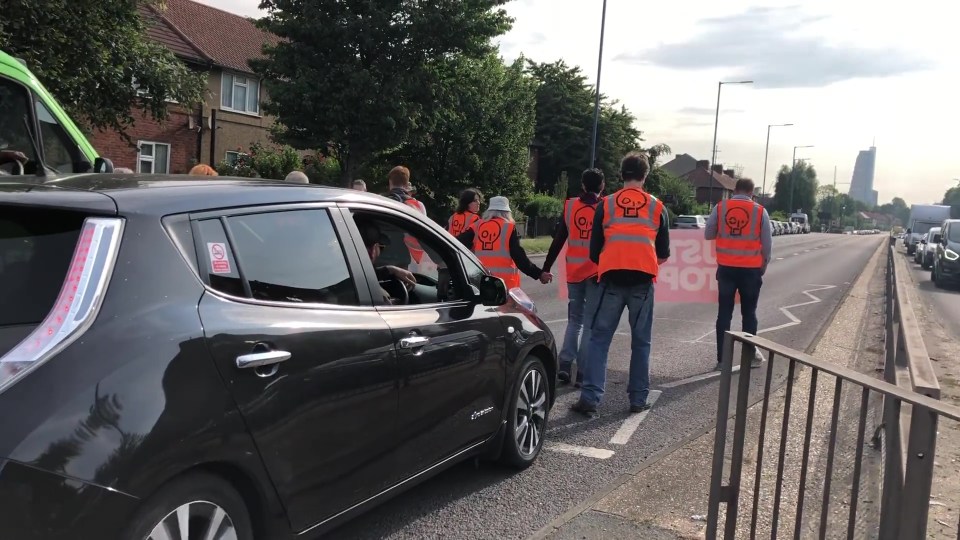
[151,0,279,74]
[141,5,208,64]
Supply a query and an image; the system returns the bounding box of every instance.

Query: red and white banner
[549,229,732,304]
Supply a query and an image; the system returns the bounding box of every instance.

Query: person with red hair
[188,164,218,176]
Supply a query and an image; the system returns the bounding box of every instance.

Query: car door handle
[399,336,430,349]
[236,350,292,369]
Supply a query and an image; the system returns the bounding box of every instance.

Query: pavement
[899,245,960,538]
[326,233,886,540]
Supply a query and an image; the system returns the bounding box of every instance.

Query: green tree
[525,60,642,194]
[380,54,536,218]
[253,0,512,186]
[772,161,818,214]
[646,168,696,217]
[0,0,205,137]
[944,185,960,219]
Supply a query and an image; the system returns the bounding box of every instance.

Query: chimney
[723,169,735,178]
[696,160,709,169]
[711,164,723,174]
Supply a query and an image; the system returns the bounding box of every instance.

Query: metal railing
[705,243,960,539]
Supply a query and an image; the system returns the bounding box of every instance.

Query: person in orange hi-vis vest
[542,168,605,388]
[455,196,552,290]
[448,188,483,236]
[383,165,427,271]
[570,152,671,418]
[705,178,772,371]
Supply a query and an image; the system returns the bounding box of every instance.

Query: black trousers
[715,265,763,362]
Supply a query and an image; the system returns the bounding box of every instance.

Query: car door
[193,204,400,533]
[338,204,508,474]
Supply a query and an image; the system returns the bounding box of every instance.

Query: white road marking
[546,443,615,459]
[609,390,663,445]
[660,365,743,389]
[776,257,785,260]
[756,284,836,335]
[544,318,568,324]
[793,252,800,256]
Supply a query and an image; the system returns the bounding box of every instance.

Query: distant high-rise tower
[848,146,877,207]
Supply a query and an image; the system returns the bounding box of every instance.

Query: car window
[198,210,360,306]
[676,216,696,223]
[34,98,83,173]
[350,210,471,304]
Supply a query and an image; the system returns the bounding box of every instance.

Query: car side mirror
[478,275,507,306]
[94,157,114,173]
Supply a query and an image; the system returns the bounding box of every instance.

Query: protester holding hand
[457,196,552,288]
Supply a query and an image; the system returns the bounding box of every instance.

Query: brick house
[89,0,279,174]
[679,160,738,205]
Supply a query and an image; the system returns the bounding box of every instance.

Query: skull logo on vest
[724,207,750,237]
[478,220,502,250]
[615,190,648,218]
[573,205,596,240]
[451,214,465,235]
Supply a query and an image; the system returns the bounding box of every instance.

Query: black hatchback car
[0,175,557,539]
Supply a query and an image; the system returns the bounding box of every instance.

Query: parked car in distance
[0,175,558,539]
[675,215,706,229]
[933,219,960,288]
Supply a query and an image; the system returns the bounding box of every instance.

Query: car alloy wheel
[147,500,238,540]
[515,367,547,457]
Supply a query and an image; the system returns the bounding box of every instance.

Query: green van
[0,49,113,176]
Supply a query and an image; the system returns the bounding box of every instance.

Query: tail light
[0,218,124,393]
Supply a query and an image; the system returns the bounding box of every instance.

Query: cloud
[614,5,932,88]
[674,118,716,128]
[678,106,744,115]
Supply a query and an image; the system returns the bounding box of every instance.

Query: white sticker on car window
[207,242,232,274]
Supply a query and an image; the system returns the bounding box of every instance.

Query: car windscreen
[912,222,937,235]
[950,226,960,243]
[0,206,85,326]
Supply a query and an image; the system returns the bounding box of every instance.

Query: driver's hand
[385,265,416,290]
[0,150,28,165]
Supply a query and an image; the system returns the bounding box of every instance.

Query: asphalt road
[327,232,885,540]
[901,243,960,356]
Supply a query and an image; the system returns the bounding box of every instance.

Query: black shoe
[558,370,571,384]
[570,399,598,417]
[629,403,651,414]
[573,373,583,388]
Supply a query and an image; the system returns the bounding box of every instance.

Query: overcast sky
[196,0,960,206]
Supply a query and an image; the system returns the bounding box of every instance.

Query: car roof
[3,174,415,216]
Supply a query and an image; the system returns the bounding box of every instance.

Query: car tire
[499,356,551,469]
[122,472,254,540]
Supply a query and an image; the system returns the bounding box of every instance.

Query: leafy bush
[305,155,342,186]
[215,142,303,180]
[524,193,563,218]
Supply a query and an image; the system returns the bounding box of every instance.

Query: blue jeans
[715,266,763,362]
[559,278,600,377]
[580,281,655,407]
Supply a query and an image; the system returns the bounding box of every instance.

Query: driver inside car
[355,217,417,304]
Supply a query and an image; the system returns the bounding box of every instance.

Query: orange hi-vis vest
[597,187,663,280]
[403,198,426,263]
[715,198,764,268]
[472,217,521,290]
[564,197,599,283]
[448,211,481,237]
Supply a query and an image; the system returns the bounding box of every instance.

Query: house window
[225,151,241,166]
[221,73,260,114]
[138,141,170,174]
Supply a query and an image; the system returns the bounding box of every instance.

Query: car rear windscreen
[676,217,697,223]
[0,206,85,327]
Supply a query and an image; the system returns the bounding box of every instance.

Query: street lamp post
[708,80,753,208]
[788,145,814,214]
[588,0,608,169]
[761,123,793,201]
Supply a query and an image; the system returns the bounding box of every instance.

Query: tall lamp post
[761,123,793,200]
[708,80,753,208]
[788,145,814,214]
[588,0,608,169]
